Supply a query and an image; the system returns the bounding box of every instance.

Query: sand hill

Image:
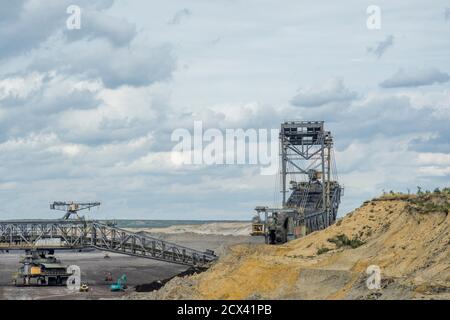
[129,192,450,300]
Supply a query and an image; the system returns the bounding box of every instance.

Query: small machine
[80,283,90,292]
[252,207,303,244]
[104,272,113,282]
[250,209,265,236]
[110,274,127,292]
[50,201,100,220]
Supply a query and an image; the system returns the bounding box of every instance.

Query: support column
[281,131,287,207]
[327,143,331,225]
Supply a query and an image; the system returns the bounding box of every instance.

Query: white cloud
[53,84,166,144]
[0,182,18,190]
[0,72,44,100]
[29,37,176,89]
[417,152,450,165]
[64,10,137,46]
[367,35,394,59]
[168,8,191,25]
[380,68,450,88]
[418,166,450,176]
[291,78,357,107]
[0,0,120,59]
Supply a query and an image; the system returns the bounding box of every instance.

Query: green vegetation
[378,192,411,201]
[407,196,450,215]
[398,186,450,215]
[417,186,450,196]
[376,188,450,215]
[327,234,365,249]
[317,246,332,255]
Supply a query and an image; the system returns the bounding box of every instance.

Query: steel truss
[0,220,216,266]
[280,120,342,231]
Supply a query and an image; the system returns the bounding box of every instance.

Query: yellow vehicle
[13,250,71,286]
[80,283,89,292]
[251,212,265,236]
[251,222,264,236]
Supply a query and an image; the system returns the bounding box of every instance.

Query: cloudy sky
[1,0,449,220]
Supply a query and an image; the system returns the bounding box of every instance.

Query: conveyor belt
[0,220,217,266]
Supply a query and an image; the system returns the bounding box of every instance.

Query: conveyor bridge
[0,219,216,267]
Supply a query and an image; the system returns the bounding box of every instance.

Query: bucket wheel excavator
[252,121,343,244]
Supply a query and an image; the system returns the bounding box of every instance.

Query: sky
[0,0,450,220]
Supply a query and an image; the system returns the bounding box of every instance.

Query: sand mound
[129,193,450,300]
[131,222,251,236]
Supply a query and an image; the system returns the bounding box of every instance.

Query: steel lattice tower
[252,121,342,244]
[280,121,341,230]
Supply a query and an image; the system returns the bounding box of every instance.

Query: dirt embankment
[128,193,450,300]
[129,222,251,236]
